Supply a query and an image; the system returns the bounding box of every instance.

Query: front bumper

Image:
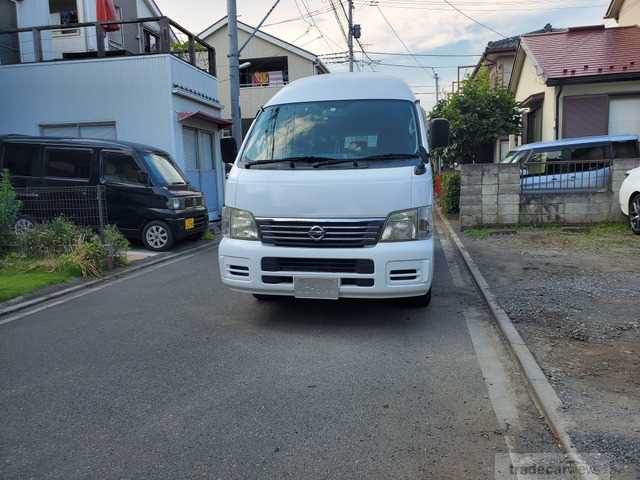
[164,208,208,239]
[218,238,434,299]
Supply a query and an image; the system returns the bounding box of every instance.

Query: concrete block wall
[459,158,640,228]
[460,164,521,227]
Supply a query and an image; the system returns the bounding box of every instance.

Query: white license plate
[293,277,339,300]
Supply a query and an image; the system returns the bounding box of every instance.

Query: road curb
[435,208,599,480]
[0,241,216,319]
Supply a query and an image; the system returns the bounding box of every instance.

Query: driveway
[1,225,561,479]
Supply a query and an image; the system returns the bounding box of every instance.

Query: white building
[199,16,329,135]
[0,0,229,220]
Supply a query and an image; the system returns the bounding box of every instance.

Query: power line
[374,5,436,79]
[319,50,482,57]
[440,0,507,37]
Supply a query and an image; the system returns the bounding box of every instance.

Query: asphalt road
[1,228,561,479]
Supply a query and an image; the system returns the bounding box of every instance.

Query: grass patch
[465,227,495,240]
[202,230,215,241]
[0,260,80,302]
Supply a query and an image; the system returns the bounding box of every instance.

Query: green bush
[102,225,129,266]
[0,170,21,250]
[439,171,461,214]
[18,217,91,257]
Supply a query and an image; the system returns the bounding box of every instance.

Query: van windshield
[144,153,188,185]
[239,100,420,169]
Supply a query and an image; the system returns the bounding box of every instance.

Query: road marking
[0,253,197,326]
[438,222,545,479]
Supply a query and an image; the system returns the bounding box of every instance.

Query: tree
[429,68,521,164]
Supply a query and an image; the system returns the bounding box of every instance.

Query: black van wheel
[142,221,175,251]
[14,215,36,235]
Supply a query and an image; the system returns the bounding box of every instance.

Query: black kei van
[0,135,208,251]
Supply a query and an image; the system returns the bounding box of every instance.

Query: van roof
[0,135,167,154]
[265,73,417,106]
[513,134,640,151]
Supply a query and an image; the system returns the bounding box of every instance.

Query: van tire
[142,221,174,251]
[409,288,432,307]
[14,215,36,235]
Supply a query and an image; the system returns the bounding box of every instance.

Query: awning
[177,111,232,127]
[97,0,120,31]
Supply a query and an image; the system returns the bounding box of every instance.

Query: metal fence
[14,185,107,232]
[520,159,611,193]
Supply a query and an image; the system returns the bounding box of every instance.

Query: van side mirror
[220,137,238,164]
[137,171,149,185]
[429,118,450,150]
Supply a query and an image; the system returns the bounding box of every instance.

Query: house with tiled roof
[509,24,640,144]
[605,0,640,26]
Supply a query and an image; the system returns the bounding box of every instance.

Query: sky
[155,0,613,110]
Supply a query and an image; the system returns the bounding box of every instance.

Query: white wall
[618,0,640,25]
[514,55,557,142]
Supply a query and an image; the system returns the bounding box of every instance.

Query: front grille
[184,196,203,208]
[256,218,384,248]
[262,257,374,274]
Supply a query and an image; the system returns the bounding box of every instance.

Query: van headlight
[380,207,432,242]
[167,197,185,210]
[222,207,259,240]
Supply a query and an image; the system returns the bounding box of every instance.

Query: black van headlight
[380,207,432,242]
[167,197,185,210]
[222,207,259,240]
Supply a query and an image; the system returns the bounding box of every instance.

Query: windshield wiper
[355,153,420,161]
[313,159,363,168]
[245,156,335,168]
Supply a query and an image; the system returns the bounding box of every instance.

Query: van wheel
[142,221,174,251]
[630,194,640,235]
[409,288,432,307]
[253,294,278,301]
[14,215,36,235]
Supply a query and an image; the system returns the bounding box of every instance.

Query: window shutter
[562,95,608,138]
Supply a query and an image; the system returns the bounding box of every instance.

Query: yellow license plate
[185,218,195,230]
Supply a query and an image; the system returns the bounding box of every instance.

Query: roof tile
[521,25,640,81]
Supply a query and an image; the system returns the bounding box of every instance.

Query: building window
[239,56,288,87]
[45,148,92,179]
[41,122,117,140]
[609,96,640,137]
[49,0,79,34]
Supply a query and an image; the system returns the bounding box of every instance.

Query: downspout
[554,84,563,140]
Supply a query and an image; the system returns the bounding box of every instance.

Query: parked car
[218,73,449,306]
[619,166,640,234]
[501,135,640,192]
[0,135,208,251]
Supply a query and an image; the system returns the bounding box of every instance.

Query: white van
[218,73,449,306]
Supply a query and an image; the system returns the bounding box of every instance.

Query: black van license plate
[185,218,195,230]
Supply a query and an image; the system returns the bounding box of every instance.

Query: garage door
[41,123,117,140]
[609,97,640,136]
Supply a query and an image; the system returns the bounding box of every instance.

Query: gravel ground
[459,225,640,478]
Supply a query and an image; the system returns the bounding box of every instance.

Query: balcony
[0,16,216,78]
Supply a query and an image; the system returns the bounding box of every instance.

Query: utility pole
[347,0,354,72]
[227,0,242,148]
[434,72,440,103]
